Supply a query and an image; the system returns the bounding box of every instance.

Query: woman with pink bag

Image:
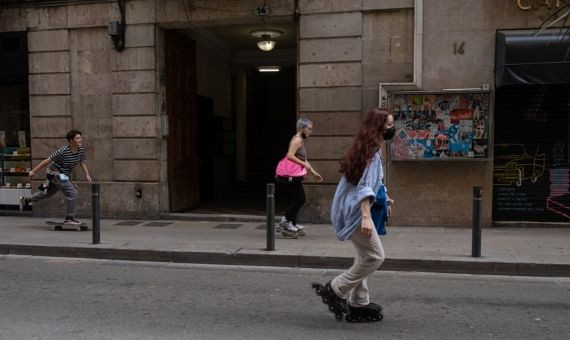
[275,118,323,237]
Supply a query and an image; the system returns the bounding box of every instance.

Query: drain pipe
[379,0,423,108]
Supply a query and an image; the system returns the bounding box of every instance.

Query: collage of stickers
[390,92,490,160]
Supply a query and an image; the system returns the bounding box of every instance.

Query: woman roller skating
[275,118,323,238]
[312,108,395,322]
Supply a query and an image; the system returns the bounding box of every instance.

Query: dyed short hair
[296,118,313,131]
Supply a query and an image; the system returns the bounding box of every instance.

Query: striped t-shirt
[49,144,87,176]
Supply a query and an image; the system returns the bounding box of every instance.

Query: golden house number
[454,41,465,55]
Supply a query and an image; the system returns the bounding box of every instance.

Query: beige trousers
[331,225,385,306]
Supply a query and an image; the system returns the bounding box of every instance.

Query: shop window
[0,32,31,208]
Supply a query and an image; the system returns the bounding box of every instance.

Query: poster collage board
[390,92,490,160]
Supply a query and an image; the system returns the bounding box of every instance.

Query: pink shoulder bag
[275,156,307,178]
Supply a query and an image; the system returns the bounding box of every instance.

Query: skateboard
[46,221,89,231]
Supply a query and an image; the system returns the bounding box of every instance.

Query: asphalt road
[0,255,569,340]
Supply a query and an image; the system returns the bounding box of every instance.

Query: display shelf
[1,154,31,161]
[1,172,29,176]
[0,152,32,206]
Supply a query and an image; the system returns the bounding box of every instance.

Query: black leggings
[284,180,306,226]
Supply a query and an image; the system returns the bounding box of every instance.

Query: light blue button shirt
[331,151,386,241]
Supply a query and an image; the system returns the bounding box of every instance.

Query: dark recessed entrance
[168,21,297,216]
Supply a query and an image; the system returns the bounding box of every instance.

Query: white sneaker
[278,217,298,232]
[64,217,81,225]
[294,223,304,231]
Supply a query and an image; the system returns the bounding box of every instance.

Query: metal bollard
[266,183,276,251]
[92,183,100,244]
[472,186,482,257]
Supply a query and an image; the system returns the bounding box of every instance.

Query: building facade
[0,0,567,227]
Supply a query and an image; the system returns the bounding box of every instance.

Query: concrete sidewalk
[0,216,569,277]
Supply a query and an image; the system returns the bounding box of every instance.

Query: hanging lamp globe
[250,29,283,52]
[257,39,277,51]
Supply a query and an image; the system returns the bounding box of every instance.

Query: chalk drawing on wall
[493,144,546,187]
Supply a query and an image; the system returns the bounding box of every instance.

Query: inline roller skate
[294,223,306,236]
[345,302,383,322]
[311,281,348,320]
[275,217,300,239]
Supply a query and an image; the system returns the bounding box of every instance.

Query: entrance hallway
[168,21,297,215]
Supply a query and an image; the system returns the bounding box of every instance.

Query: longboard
[46,220,89,231]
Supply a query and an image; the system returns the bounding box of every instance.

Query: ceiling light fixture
[257,36,277,51]
[250,29,283,52]
[258,66,280,72]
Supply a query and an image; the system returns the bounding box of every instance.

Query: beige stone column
[110,19,159,217]
[28,29,72,217]
[26,0,161,218]
[297,1,364,222]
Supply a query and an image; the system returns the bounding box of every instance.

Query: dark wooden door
[166,32,198,212]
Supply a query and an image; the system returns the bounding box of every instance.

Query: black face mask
[383,126,396,140]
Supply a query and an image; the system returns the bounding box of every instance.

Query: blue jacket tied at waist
[371,184,387,236]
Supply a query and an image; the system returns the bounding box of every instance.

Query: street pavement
[0,216,569,277]
[1,255,569,339]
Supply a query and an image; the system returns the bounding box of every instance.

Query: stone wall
[0,0,557,224]
[1,0,162,218]
[298,0,552,227]
[297,0,414,223]
[387,0,545,227]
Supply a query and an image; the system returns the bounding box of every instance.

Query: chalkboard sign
[390,91,490,160]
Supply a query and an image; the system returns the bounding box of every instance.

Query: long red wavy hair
[340,108,392,185]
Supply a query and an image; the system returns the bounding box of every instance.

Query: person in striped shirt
[20,129,92,225]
